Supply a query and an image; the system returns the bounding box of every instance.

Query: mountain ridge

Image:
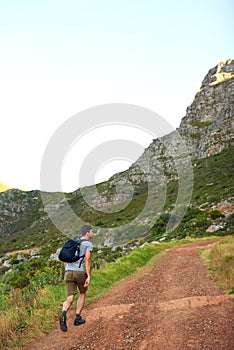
[0,58,233,255]
[111,58,234,183]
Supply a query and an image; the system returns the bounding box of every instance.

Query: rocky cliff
[0,189,42,234]
[110,58,234,185]
[0,59,233,248]
[180,58,234,158]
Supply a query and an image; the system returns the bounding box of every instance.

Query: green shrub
[201,237,234,292]
[190,121,213,128]
[209,210,224,220]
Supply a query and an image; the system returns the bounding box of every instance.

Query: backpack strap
[74,237,88,243]
[74,238,88,268]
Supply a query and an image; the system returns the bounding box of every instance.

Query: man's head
[80,224,93,238]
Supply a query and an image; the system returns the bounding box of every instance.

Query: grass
[200,236,234,294]
[0,238,194,350]
[1,235,233,349]
[192,146,234,206]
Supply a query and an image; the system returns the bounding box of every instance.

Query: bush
[201,237,234,292]
[209,210,224,220]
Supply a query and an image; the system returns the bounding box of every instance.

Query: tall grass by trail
[200,236,234,294]
[0,239,188,350]
[0,237,230,350]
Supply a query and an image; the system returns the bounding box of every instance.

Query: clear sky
[0,0,233,192]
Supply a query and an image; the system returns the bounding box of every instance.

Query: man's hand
[84,275,90,287]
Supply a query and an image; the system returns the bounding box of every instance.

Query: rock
[49,248,61,261]
[104,238,114,247]
[206,224,223,233]
[200,58,234,89]
[213,202,234,215]
[3,260,11,268]
[140,242,150,248]
[17,253,27,261]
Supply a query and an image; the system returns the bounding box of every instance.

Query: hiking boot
[59,313,68,332]
[74,315,85,326]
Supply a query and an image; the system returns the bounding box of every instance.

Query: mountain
[111,58,234,183]
[0,182,11,192]
[0,59,233,256]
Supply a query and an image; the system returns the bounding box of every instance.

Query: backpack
[58,238,87,264]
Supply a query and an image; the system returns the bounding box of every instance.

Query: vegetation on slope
[201,236,234,294]
[0,145,233,349]
[0,146,233,258]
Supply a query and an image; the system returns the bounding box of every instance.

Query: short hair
[80,224,92,236]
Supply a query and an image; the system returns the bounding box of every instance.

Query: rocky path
[24,241,234,349]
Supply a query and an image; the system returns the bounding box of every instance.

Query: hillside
[0,58,233,258]
[0,181,10,192]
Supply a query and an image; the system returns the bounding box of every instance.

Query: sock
[62,310,66,316]
[76,313,81,319]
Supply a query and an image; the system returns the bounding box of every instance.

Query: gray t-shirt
[65,238,93,272]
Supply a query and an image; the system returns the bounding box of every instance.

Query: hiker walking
[59,224,94,332]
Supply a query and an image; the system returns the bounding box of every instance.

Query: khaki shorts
[64,270,88,296]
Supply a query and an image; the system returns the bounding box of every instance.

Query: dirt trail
[24,241,234,350]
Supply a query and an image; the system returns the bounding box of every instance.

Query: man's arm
[84,249,92,287]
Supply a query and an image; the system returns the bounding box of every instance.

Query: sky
[0,0,233,192]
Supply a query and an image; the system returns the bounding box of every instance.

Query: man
[59,224,94,332]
